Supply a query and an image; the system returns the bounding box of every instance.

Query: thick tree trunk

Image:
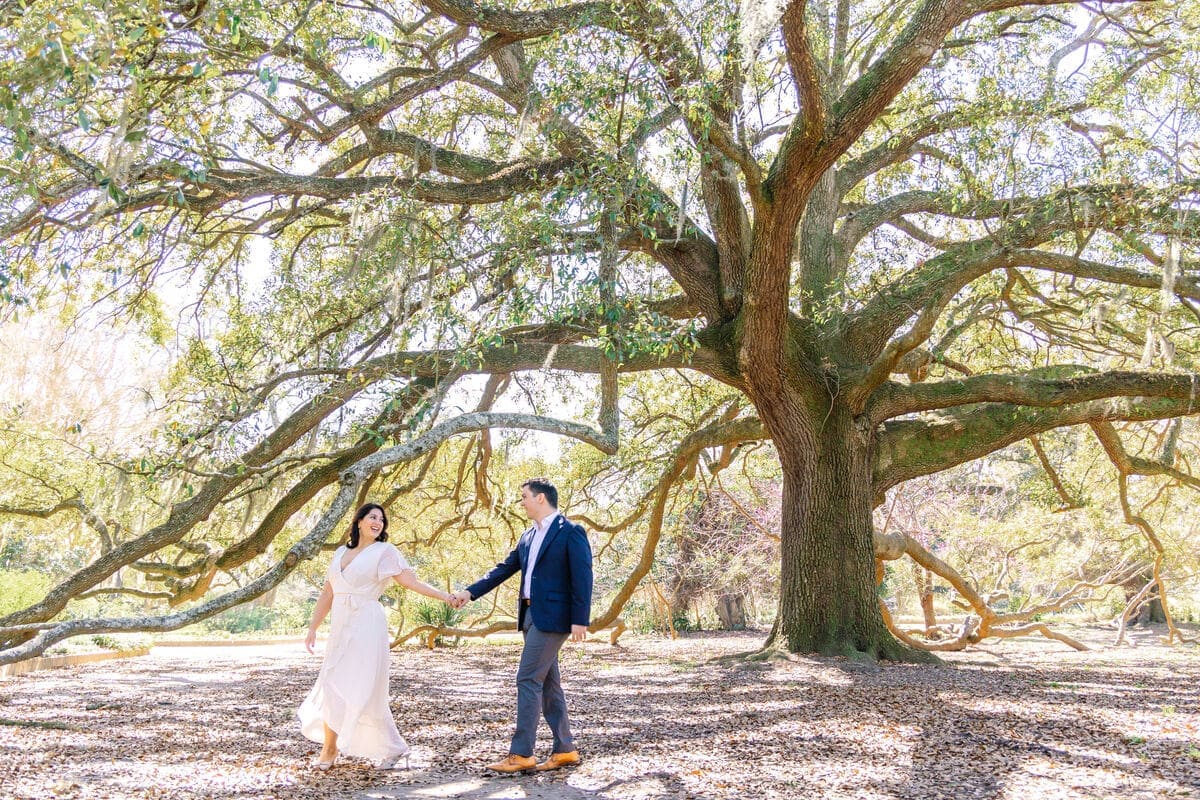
[767,403,924,660]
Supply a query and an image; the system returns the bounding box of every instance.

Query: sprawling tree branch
[0,372,383,630]
[876,395,1200,492]
[871,369,1200,422]
[0,405,623,662]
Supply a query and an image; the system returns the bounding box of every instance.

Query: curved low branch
[0,345,641,627]
[875,531,1110,652]
[0,474,362,664]
[394,620,516,648]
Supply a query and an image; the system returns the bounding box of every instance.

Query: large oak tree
[1,0,1197,662]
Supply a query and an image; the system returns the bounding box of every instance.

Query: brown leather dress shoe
[535,750,581,771]
[485,754,537,773]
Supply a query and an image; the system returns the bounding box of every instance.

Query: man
[450,478,592,774]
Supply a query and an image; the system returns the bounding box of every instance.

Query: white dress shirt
[522,512,559,599]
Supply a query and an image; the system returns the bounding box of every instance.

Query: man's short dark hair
[522,477,558,508]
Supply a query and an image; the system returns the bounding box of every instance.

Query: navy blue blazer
[466,514,593,634]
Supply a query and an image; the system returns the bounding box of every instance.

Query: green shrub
[269,599,315,632]
[0,569,51,617]
[619,600,658,634]
[89,633,152,651]
[672,612,699,633]
[412,599,463,627]
[90,634,122,650]
[203,605,277,634]
[412,600,464,646]
[198,598,315,635]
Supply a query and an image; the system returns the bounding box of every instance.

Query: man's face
[519,486,541,519]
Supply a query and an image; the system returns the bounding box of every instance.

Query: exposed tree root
[392,618,628,649]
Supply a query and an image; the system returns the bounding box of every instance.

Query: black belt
[521,598,532,606]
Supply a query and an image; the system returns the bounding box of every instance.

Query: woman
[298,502,455,770]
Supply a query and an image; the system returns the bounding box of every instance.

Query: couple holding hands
[297,478,592,775]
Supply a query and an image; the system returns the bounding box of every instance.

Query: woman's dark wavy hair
[348,503,389,549]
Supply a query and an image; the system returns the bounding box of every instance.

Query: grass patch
[0,717,71,730]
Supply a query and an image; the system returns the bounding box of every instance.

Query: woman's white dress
[298,541,412,761]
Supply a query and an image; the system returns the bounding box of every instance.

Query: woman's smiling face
[358,508,385,542]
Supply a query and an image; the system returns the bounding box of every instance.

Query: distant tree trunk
[716,591,747,630]
[1123,572,1165,625]
[667,532,703,625]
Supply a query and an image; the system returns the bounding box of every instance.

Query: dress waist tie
[333,592,377,611]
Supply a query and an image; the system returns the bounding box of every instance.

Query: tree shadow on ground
[0,632,1196,799]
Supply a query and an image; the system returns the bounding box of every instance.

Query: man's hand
[570,624,587,643]
[449,590,472,609]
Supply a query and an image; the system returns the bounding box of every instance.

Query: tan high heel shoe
[315,753,338,771]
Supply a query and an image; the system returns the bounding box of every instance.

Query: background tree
[2,0,1198,663]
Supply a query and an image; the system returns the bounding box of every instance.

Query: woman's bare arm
[394,570,453,604]
[304,580,334,653]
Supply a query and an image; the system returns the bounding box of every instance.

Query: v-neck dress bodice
[298,541,413,761]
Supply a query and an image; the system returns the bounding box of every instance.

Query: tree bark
[767,402,924,660]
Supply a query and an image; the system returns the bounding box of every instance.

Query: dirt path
[1,627,1197,799]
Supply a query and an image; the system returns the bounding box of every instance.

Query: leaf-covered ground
[1,626,1197,799]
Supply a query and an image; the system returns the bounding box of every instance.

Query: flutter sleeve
[377,543,414,583]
